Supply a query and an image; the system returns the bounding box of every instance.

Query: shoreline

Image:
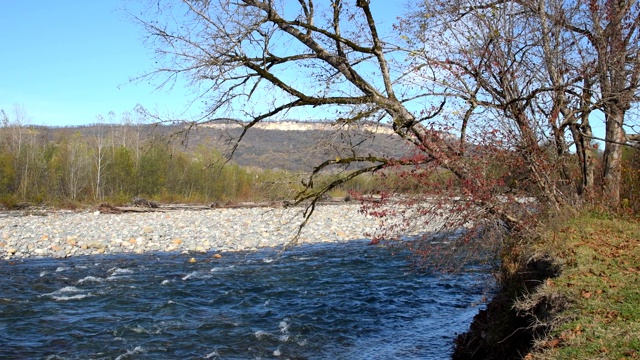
[0,204,381,260]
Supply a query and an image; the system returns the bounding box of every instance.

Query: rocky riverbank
[0,204,380,260]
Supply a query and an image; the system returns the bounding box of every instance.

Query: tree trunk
[602,108,626,207]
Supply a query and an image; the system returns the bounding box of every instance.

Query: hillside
[0,120,416,205]
[145,120,410,171]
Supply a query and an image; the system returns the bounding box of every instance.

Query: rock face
[0,204,380,260]
[200,120,395,134]
[182,121,410,172]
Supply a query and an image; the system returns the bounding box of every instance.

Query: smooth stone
[87,241,105,250]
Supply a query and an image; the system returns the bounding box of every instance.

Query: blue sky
[0,1,410,127]
[0,1,194,126]
[0,1,606,141]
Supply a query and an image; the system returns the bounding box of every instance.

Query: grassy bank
[526,212,640,359]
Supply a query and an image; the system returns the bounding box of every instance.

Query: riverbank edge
[451,210,569,360]
[452,211,640,359]
[452,252,564,359]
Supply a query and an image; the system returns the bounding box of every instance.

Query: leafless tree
[1,105,37,199]
[92,114,110,200]
[131,0,562,254]
[405,0,577,207]
[553,0,640,206]
[408,0,640,207]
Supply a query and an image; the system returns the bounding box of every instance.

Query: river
[0,240,492,359]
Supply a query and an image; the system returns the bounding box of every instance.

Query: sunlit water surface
[0,241,492,359]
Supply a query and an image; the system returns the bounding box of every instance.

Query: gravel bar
[0,204,381,260]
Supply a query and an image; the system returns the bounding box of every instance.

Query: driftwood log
[97,202,271,214]
[133,197,159,208]
[97,196,353,214]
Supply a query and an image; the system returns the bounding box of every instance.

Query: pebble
[0,204,380,260]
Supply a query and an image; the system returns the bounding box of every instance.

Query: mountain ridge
[35,120,409,172]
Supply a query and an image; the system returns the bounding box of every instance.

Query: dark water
[0,241,492,359]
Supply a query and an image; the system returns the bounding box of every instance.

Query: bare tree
[2,105,36,200]
[64,132,91,201]
[535,0,598,198]
[405,0,577,207]
[92,114,110,200]
[555,0,640,206]
[131,0,553,257]
[408,0,640,208]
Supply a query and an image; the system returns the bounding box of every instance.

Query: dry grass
[525,212,640,359]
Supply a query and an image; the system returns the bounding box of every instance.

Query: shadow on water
[0,240,493,359]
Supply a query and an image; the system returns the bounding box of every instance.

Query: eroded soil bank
[453,213,640,359]
[452,254,565,359]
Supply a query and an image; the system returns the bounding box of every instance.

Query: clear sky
[0,1,194,126]
[0,1,606,140]
[0,1,407,127]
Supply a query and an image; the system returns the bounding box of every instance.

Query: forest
[0,111,414,207]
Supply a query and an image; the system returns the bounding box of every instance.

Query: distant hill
[177,120,410,171]
[51,120,412,172]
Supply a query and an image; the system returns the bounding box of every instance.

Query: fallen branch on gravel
[96,198,353,214]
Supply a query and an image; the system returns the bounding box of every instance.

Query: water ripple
[0,241,493,359]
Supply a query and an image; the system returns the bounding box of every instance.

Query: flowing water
[0,241,492,359]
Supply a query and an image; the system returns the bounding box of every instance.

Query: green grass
[530,213,640,359]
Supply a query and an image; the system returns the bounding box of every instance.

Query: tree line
[3,104,640,218]
[0,107,402,207]
[0,108,295,207]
